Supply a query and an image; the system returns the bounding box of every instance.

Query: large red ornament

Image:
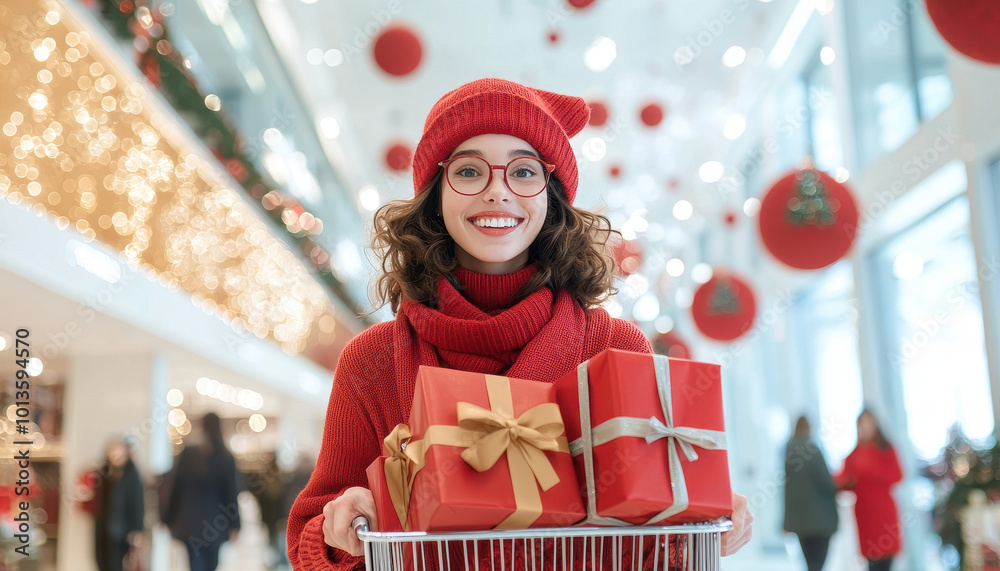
[373,25,423,76]
[384,142,412,171]
[567,0,597,8]
[691,275,756,342]
[652,331,692,359]
[758,169,859,270]
[588,101,608,127]
[609,234,643,276]
[640,103,664,127]
[925,0,1000,65]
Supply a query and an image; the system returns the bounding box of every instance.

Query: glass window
[792,263,864,466]
[844,0,953,169]
[845,0,917,164]
[804,56,845,173]
[774,77,812,173]
[911,3,954,120]
[874,196,993,459]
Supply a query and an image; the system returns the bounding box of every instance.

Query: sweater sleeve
[608,318,654,354]
[834,450,856,490]
[287,331,386,571]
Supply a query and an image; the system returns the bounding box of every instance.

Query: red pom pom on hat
[411,78,590,204]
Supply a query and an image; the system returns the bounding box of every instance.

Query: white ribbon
[570,354,727,526]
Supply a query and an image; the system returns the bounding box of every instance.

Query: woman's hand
[721,492,753,556]
[322,487,377,556]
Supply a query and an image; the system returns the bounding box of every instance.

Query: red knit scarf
[393,265,593,415]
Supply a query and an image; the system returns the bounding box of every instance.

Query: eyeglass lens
[445,156,548,196]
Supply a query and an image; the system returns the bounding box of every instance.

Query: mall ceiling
[257,0,801,209]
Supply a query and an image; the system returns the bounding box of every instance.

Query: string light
[196,376,264,410]
[248,414,267,432]
[0,0,340,354]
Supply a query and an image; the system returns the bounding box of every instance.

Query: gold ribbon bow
[382,423,412,530]
[405,374,569,530]
[456,375,569,529]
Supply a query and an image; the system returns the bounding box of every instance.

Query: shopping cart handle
[352,515,370,536]
[710,516,734,532]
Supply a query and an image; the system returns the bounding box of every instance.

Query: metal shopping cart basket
[354,517,733,571]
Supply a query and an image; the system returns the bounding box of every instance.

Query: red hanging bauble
[609,234,643,276]
[139,50,161,88]
[588,101,608,127]
[567,0,596,8]
[373,25,423,77]
[640,102,664,127]
[609,164,622,178]
[384,142,412,171]
[652,331,692,359]
[225,158,248,183]
[758,168,859,270]
[925,0,1000,65]
[691,274,756,342]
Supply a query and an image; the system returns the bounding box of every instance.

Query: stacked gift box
[366,348,732,533]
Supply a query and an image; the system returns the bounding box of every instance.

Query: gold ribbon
[404,374,570,530]
[571,354,728,526]
[381,424,413,530]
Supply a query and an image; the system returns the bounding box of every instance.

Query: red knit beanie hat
[412,78,590,204]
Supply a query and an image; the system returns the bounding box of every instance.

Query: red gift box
[365,424,413,532]
[553,349,732,525]
[366,457,404,532]
[406,366,586,531]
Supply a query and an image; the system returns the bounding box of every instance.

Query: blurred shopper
[163,412,241,571]
[286,77,753,570]
[783,416,838,571]
[248,451,286,569]
[277,453,314,567]
[835,409,903,571]
[93,436,145,571]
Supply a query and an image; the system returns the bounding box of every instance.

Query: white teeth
[473,217,518,228]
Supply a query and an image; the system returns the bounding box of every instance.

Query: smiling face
[440,134,549,274]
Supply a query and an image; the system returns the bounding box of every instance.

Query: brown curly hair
[372,171,619,313]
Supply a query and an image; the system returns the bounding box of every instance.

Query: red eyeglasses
[438,155,555,198]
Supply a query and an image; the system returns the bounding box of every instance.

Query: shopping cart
[354,517,733,571]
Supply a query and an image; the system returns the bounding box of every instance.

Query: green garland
[93,0,367,321]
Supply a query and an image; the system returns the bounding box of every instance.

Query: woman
[783,416,838,571]
[835,409,903,571]
[287,78,753,570]
[93,437,145,571]
[163,412,241,571]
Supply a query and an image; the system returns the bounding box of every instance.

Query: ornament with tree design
[786,169,841,226]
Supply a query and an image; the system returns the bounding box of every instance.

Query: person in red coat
[835,409,904,571]
[286,78,754,570]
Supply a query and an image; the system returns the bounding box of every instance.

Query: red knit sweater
[287,266,652,570]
